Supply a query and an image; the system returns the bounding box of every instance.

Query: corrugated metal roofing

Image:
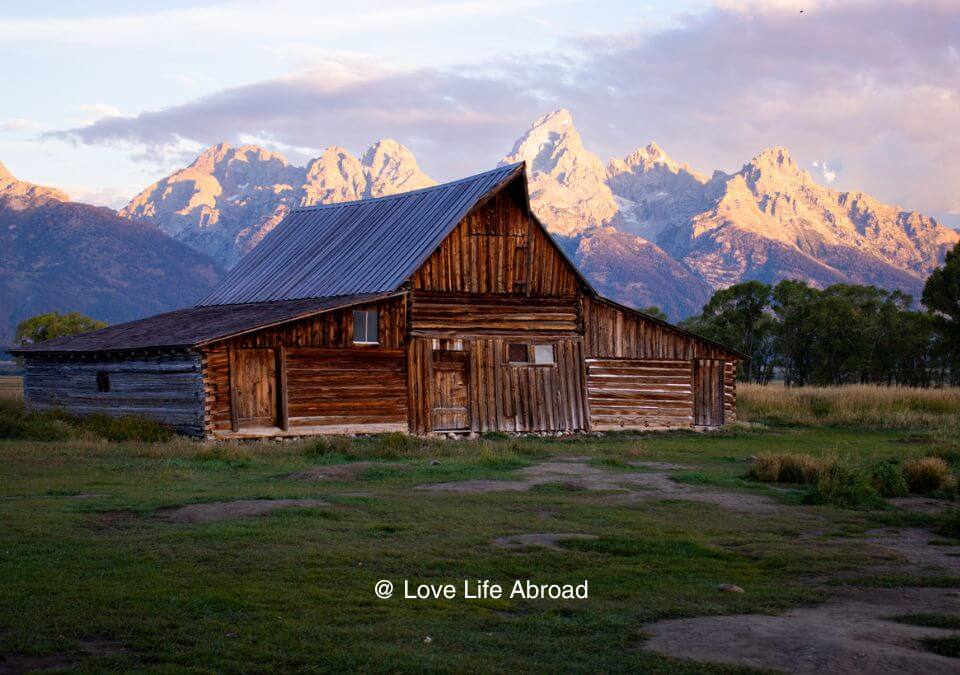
[9,293,398,354]
[199,163,527,306]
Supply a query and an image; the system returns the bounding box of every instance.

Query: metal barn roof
[9,293,399,354]
[199,162,528,306]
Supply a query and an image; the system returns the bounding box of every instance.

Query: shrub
[871,460,909,498]
[902,457,956,494]
[749,453,822,484]
[808,460,883,509]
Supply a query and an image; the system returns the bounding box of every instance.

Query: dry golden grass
[750,452,824,484]
[0,376,22,400]
[902,457,957,494]
[739,383,960,433]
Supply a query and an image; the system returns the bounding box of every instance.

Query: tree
[684,281,773,382]
[639,306,668,321]
[922,242,960,384]
[15,312,108,348]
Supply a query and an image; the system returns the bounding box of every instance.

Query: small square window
[353,309,379,344]
[96,371,110,392]
[507,343,528,363]
[534,344,555,364]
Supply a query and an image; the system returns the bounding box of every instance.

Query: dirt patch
[0,638,131,674]
[159,499,328,524]
[641,587,960,674]
[86,510,142,532]
[291,461,408,481]
[889,497,958,515]
[492,533,598,551]
[416,460,781,514]
[627,461,688,471]
[861,528,960,574]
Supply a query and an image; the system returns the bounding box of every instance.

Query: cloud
[812,161,838,184]
[1,118,40,132]
[46,0,960,214]
[79,103,121,120]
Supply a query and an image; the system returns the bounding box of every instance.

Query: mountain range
[0,161,222,348]
[2,109,957,348]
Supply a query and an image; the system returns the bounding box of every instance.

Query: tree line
[681,242,960,387]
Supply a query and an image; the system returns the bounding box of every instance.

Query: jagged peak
[749,146,797,171]
[361,138,420,169]
[188,142,290,174]
[531,108,574,130]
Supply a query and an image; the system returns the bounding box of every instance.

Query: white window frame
[352,309,379,345]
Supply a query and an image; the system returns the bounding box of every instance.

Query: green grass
[1,422,959,670]
[922,636,960,658]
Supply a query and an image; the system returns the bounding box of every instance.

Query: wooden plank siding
[203,296,407,437]
[583,296,734,360]
[582,296,741,429]
[411,184,580,297]
[22,353,205,436]
[408,336,588,435]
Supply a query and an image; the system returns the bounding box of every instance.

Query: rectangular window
[533,344,555,364]
[353,309,379,344]
[96,371,110,392]
[507,343,528,363]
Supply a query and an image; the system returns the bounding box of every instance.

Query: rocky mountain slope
[0,165,222,349]
[505,110,958,314]
[121,140,434,267]
[120,110,958,319]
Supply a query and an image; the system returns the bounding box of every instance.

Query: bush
[871,460,909,498]
[749,453,822,484]
[902,457,956,494]
[808,460,883,509]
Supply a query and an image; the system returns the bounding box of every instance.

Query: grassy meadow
[0,382,959,671]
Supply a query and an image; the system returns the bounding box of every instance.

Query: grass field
[1,387,959,671]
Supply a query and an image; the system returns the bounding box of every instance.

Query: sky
[2,0,959,227]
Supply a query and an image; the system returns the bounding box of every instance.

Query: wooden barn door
[233,348,279,429]
[693,359,724,427]
[430,350,470,431]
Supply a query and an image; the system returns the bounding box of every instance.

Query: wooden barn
[10,163,743,439]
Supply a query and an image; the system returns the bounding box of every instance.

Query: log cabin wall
[203,296,407,437]
[582,296,739,429]
[22,352,205,436]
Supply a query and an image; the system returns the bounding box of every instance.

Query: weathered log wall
[407,336,588,435]
[411,185,581,297]
[583,296,734,360]
[409,292,579,336]
[22,353,204,436]
[203,296,407,437]
[586,358,693,430]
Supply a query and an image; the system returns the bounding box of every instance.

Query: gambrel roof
[199,162,590,305]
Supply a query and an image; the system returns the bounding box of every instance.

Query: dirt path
[417,458,780,514]
[641,587,960,674]
[159,499,328,524]
[491,533,598,551]
[291,461,408,481]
